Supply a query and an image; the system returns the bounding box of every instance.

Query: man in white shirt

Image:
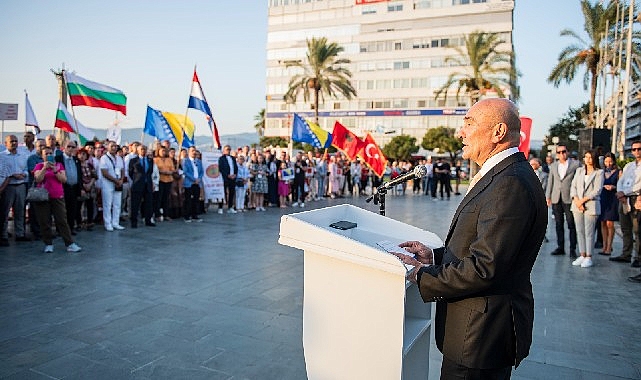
[0,135,30,244]
[612,140,641,265]
[545,144,581,257]
[100,141,125,231]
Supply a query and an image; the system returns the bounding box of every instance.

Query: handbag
[26,186,49,202]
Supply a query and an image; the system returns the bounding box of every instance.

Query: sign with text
[201,150,225,202]
[0,103,18,121]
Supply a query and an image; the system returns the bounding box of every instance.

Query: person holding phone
[32,146,81,253]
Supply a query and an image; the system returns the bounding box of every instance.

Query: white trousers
[235,186,246,210]
[102,183,122,228]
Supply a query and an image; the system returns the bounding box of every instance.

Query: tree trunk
[588,69,597,128]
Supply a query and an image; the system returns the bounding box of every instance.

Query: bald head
[474,98,521,145]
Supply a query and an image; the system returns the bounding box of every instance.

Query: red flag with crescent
[518,117,532,157]
[357,133,387,177]
[331,121,365,160]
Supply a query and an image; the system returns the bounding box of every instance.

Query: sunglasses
[632,148,641,152]
[556,150,567,154]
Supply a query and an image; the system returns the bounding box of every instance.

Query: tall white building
[265,0,515,146]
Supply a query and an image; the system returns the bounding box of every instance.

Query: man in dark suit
[128,145,155,228]
[546,144,581,257]
[218,144,238,213]
[394,98,547,379]
[58,140,82,234]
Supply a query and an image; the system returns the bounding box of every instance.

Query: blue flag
[291,114,332,148]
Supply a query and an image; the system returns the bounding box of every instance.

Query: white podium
[279,204,442,380]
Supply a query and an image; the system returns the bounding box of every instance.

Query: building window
[393,99,409,108]
[414,1,431,9]
[394,42,402,50]
[431,39,439,48]
[333,102,341,110]
[362,6,377,15]
[417,100,427,108]
[388,3,403,12]
[393,61,410,70]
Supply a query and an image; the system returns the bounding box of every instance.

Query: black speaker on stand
[578,128,611,156]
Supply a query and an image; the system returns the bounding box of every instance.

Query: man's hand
[546,198,552,207]
[398,241,433,265]
[616,191,626,203]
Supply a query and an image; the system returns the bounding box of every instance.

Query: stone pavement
[0,189,640,379]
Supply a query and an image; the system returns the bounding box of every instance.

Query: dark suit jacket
[128,155,153,193]
[218,154,238,183]
[418,152,547,369]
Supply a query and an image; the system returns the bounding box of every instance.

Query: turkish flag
[518,117,532,157]
[357,133,387,177]
[331,121,365,160]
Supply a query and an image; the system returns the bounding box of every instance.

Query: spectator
[99,141,125,231]
[316,153,327,199]
[351,159,362,196]
[154,146,176,221]
[328,155,340,199]
[546,144,581,257]
[235,155,249,212]
[570,150,603,268]
[611,140,641,265]
[251,153,269,211]
[182,146,204,222]
[599,153,619,256]
[0,134,29,244]
[32,146,81,253]
[277,161,290,208]
[292,152,307,207]
[59,140,82,235]
[266,150,279,207]
[27,138,46,239]
[218,145,238,213]
[77,147,95,231]
[128,145,155,228]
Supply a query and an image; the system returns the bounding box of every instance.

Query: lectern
[279,204,442,380]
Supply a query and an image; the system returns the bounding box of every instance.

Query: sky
[0,0,588,141]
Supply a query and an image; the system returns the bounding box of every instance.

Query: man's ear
[491,123,508,143]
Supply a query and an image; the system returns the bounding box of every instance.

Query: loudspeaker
[579,128,611,155]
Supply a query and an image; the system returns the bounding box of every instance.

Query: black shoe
[610,256,631,263]
[0,238,9,247]
[145,222,156,227]
[628,273,641,283]
[15,236,30,242]
[70,230,77,236]
[598,251,611,256]
[632,259,641,268]
[570,251,577,259]
[550,248,565,256]
[594,241,603,249]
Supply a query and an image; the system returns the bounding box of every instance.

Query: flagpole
[63,71,80,143]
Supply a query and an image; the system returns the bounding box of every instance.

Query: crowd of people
[0,132,468,254]
[529,142,641,283]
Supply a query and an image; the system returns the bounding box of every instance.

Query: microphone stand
[366,186,387,216]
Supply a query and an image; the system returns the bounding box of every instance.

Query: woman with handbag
[77,148,95,230]
[32,146,82,253]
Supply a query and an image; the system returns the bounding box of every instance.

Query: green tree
[254,108,265,137]
[544,103,589,155]
[284,37,357,123]
[382,135,419,161]
[434,31,520,105]
[548,0,620,127]
[260,136,289,148]
[421,127,463,162]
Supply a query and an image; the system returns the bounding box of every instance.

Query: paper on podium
[377,240,415,258]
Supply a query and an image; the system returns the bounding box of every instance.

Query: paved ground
[1,188,640,379]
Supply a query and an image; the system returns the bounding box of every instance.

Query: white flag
[25,92,40,135]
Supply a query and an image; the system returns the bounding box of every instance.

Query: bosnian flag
[188,68,221,149]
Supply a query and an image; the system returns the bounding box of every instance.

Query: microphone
[381,165,427,190]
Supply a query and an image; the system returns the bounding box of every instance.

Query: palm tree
[254,108,265,137]
[284,37,357,123]
[434,31,519,105]
[548,0,619,127]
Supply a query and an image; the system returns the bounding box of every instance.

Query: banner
[518,117,532,157]
[201,150,225,202]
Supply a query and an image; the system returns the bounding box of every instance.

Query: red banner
[518,117,532,157]
[331,121,365,160]
[357,133,387,177]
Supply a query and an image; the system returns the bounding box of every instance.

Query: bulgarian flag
[65,72,127,115]
[54,101,76,133]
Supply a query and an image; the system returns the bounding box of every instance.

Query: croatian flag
[188,69,221,150]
